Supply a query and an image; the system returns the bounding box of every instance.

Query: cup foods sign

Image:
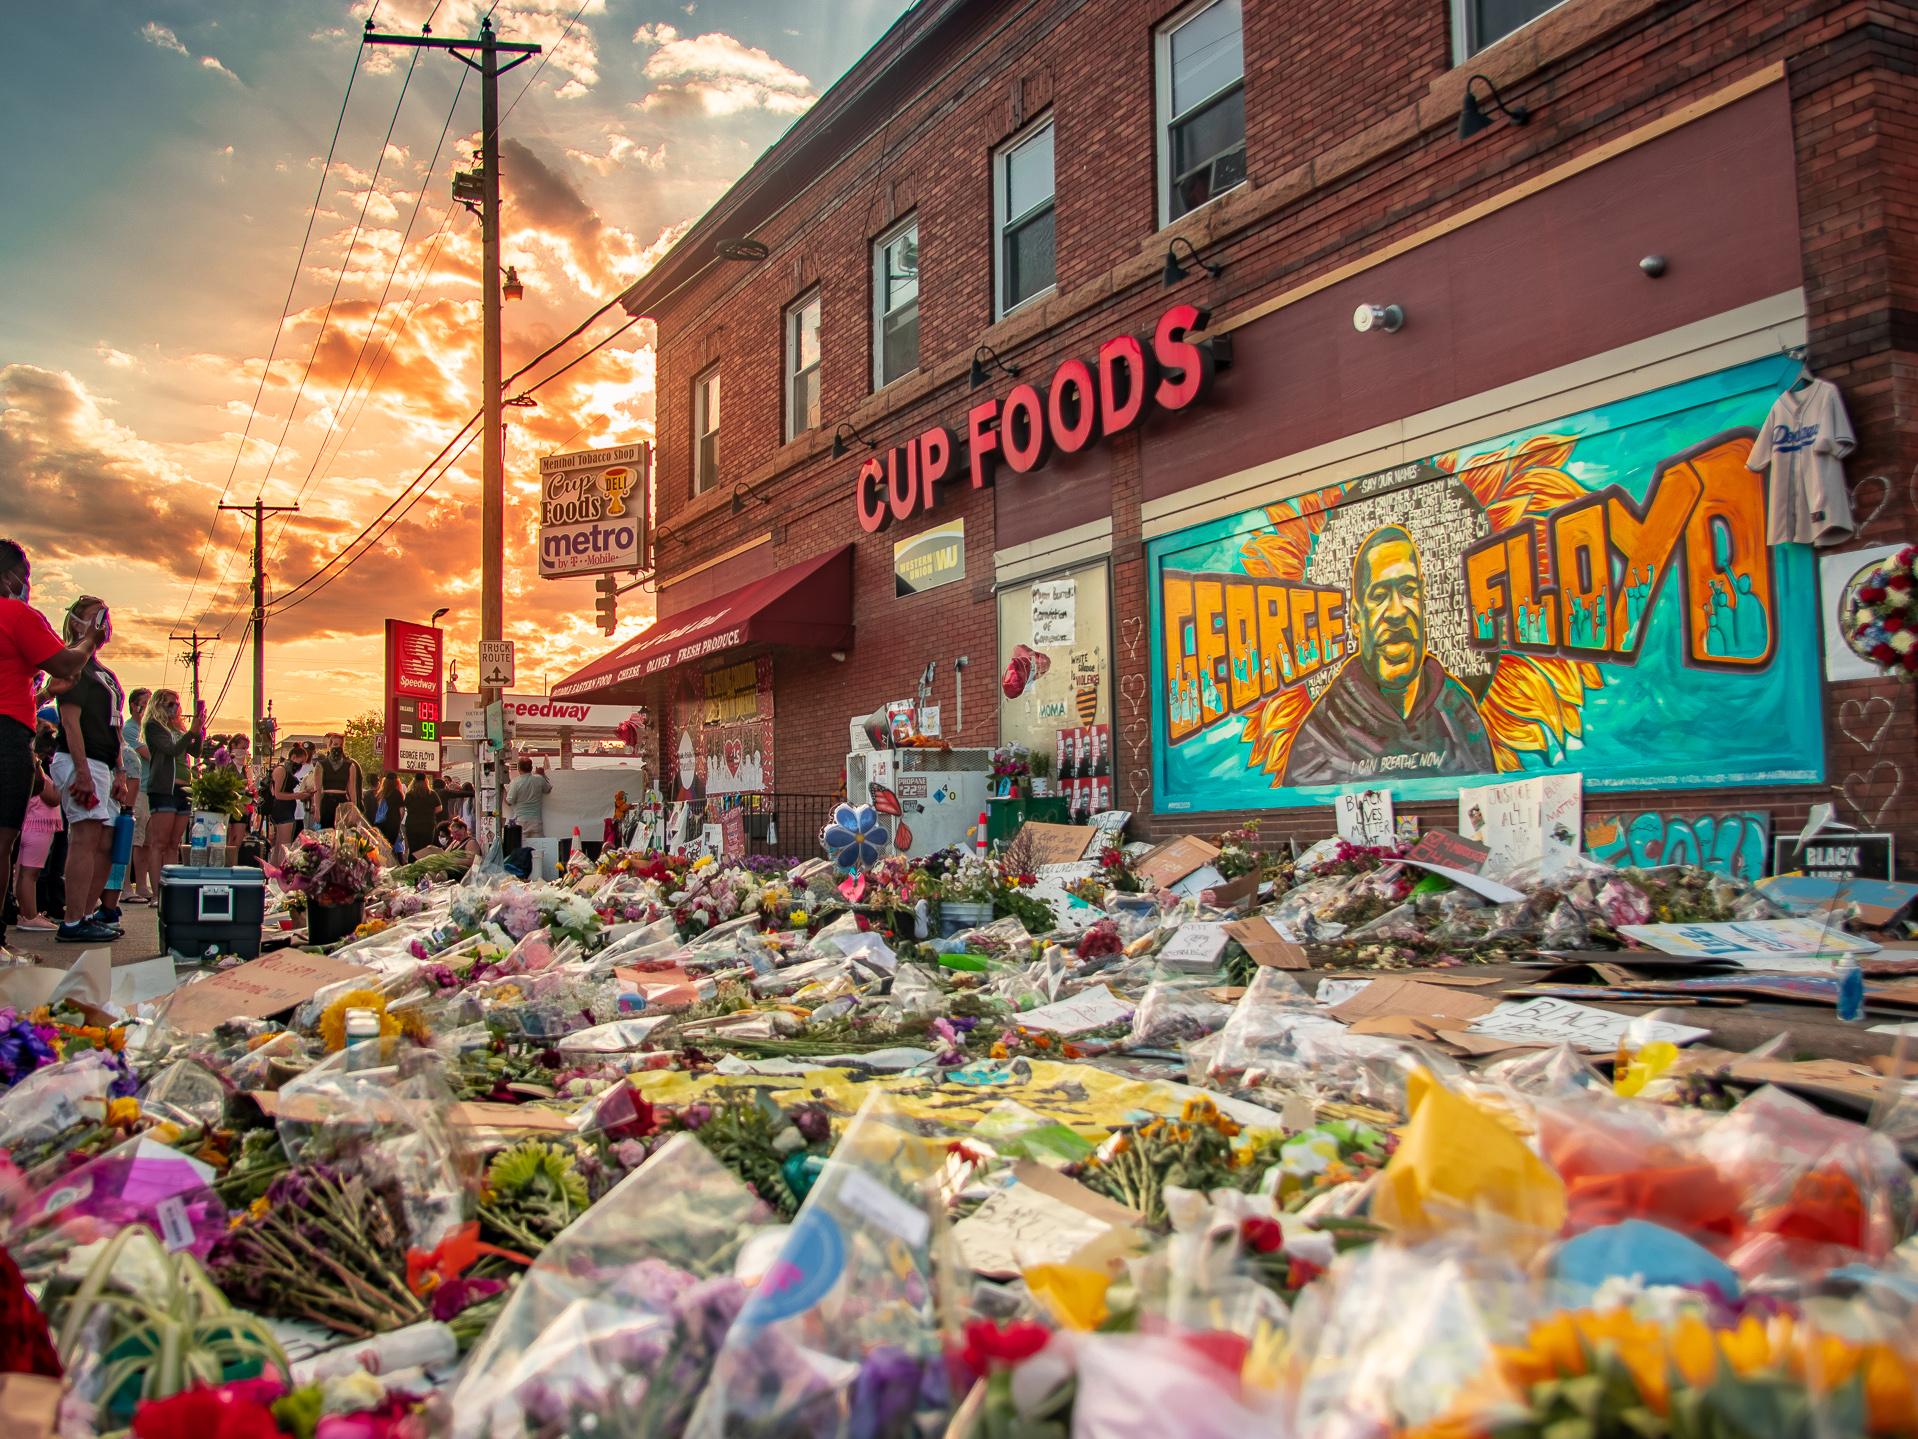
[538,443,650,579]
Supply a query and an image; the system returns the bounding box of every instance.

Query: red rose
[1858,586,1888,604]
[1886,616,1906,634]
[1904,652,1918,672]
[960,1318,1051,1378]
[1890,575,1914,593]
[1872,643,1896,662]
[1239,1216,1286,1253]
[1286,1257,1325,1289]
[132,1386,284,1439]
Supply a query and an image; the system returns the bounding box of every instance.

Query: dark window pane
[698,431,718,491]
[882,301,918,383]
[790,366,819,436]
[1469,0,1559,51]
[1170,85,1245,219]
[1004,205,1055,311]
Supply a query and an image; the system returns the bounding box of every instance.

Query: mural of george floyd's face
[1355,529,1426,697]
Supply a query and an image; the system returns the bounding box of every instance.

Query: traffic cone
[976,810,989,857]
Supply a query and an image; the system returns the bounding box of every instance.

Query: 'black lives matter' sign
[1772,833,1895,882]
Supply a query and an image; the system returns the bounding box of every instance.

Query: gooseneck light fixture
[969,343,1019,390]
[832,420,877,459]
[1457,74,1531,140]
[1162,235,1224,286]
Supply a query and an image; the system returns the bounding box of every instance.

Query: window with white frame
[873,217,919,389]
[692,365,720,494]
[993,117,1056,319]
[1156,0,1246,227]
[1454,0,1565,58]
[784,291,822,441]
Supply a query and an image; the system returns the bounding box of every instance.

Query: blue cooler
[159,864,267,962]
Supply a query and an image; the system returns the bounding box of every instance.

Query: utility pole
[170,631,214,720]
[220,499,299,752]
[366,17,537,851]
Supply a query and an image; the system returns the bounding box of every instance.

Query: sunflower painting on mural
[1150,357,1825,811]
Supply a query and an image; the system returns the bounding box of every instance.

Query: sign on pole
[479,641,515,689]
[382,620,444,773]
[538,443,649,579]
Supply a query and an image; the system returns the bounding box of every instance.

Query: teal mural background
[1148,357,1824,813]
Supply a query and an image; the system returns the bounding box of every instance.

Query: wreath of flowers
[1841,544,1918,677]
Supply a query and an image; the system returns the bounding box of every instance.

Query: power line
[253,42,425,502]
[499,0,593,128]
[172,15,376,641]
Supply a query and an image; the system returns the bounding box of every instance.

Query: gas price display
[394,696,439,741]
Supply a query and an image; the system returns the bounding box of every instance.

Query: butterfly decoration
[869,784,903,817]
[894,820,914,852]
[821,803,889,870]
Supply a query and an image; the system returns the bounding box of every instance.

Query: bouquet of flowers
[1841,543,1918,676]
[0,1006,62,1090]
[276,829,380,906]
[1213,824,1264,880]
[990,744,1032,781]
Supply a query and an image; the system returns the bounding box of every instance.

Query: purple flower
[679,1103,714,1131]
[790,1105,831,1145]
[430,1275,503,1321]
[849,1347,937,1439]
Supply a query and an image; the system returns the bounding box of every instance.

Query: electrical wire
[169,15,376,646]
[253,44,425,502]
[499,0,593,129]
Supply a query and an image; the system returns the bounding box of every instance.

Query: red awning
[551,545,854,701]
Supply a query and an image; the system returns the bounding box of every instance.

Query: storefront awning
[551,545,854,702]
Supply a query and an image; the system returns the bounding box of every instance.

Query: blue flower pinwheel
[822,802,888,870]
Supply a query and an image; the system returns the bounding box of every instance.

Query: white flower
[322,1371,386,1413]
[1893,630,1916,654]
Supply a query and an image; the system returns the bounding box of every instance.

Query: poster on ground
[1147,357,1822,812]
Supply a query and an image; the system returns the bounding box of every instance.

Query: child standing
[13,769,63,933]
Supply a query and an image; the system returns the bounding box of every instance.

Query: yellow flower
[106,1098,141,1128]
[789,910,809,926]
[248,1196,271,1221]
[317,988,430,1052]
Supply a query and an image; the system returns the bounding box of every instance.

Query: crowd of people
[0,536,489,959]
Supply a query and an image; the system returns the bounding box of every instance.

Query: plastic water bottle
[1836,955,1866,1025]
[344,1009,382,1069]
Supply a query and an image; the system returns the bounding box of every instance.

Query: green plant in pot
[187,765,249,820]
[52,1225,287,1421]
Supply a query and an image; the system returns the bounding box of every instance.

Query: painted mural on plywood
[1148,358,1823,812]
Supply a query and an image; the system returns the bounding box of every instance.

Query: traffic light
[594,574,619,635]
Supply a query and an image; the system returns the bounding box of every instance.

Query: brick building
[554,0,1918,870]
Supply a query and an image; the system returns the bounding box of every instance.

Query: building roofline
[617,0,986,319]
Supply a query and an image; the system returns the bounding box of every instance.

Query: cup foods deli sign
[539,443,650,579]
[852,303,1225,532]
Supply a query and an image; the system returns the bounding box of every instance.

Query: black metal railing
[732,791,842,860]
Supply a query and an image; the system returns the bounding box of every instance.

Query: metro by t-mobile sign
[853,303,1226,532]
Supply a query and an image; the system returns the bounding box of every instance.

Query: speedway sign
[538,443,649,579]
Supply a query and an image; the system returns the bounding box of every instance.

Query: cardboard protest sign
[162,953,374,1034]
[1225,917,1308,970]
[1135,836,1221,889]
[1019,822,1096,867]
[1408,830,1491,873]
[1467,997,1711,1051]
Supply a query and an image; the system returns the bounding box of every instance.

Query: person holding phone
[50,596,128,943]
[0,542,104,956]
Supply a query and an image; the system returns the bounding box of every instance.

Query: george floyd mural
[1149,358,1824,812]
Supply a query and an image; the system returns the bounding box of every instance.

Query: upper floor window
[873,217,919,389]
[1455,0,1565,58]
[784,290,822,442]
[993,117,1056,319]
[1156,0,1245,227]
[693,365,720,494]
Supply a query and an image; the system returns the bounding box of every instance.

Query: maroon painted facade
[594,0,1918,858]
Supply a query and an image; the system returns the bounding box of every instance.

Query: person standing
[504,756,550,854]
[226,734,255,851]
[143,689,203,882]
[11,737,62,933]
[370,772,404,851]
[268,742,306,863]
[313,732,361,829]
[0,541,102,957]
[121,688,153,904]
[402,772,439,859]
[51,597,128,943]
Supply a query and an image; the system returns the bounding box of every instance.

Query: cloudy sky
[0,0,908,731]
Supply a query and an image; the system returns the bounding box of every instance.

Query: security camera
[1353,303,1404,334]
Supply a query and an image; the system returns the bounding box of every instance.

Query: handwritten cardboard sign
[1334,789,1395,847]
[1327,977,1499,1028]
[1014,984,1134,1035]
[1617,918,1881,960]
[1019,822,1096,867]
[1157,922,1230,972]
[1136,836,1221,889]
[952,1161,1139,1277]
[1408,829,1491,874]
[1466,997,1711,1051]
[162,953,374,1034]
[1225,917,1308,970]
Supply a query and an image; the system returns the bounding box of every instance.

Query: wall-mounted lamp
[969,343,1019,389]
[714,236,770,261]
[1162,235,1224,286]
[1457,75,1530,140]
[731,481,771,515]
[832,420,877,459]
[1353,303,1404,334]
[501,265,525,302]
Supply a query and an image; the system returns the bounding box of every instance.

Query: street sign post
[479,641,515,689]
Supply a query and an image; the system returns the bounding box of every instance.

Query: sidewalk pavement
[6,898,164,967]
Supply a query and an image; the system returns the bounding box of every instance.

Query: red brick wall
[632,0,1918,866]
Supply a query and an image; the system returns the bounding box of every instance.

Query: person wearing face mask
[0,541,105,956]
[50,595,131,943]
[143,689,204,879]
[313,732,361,829]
